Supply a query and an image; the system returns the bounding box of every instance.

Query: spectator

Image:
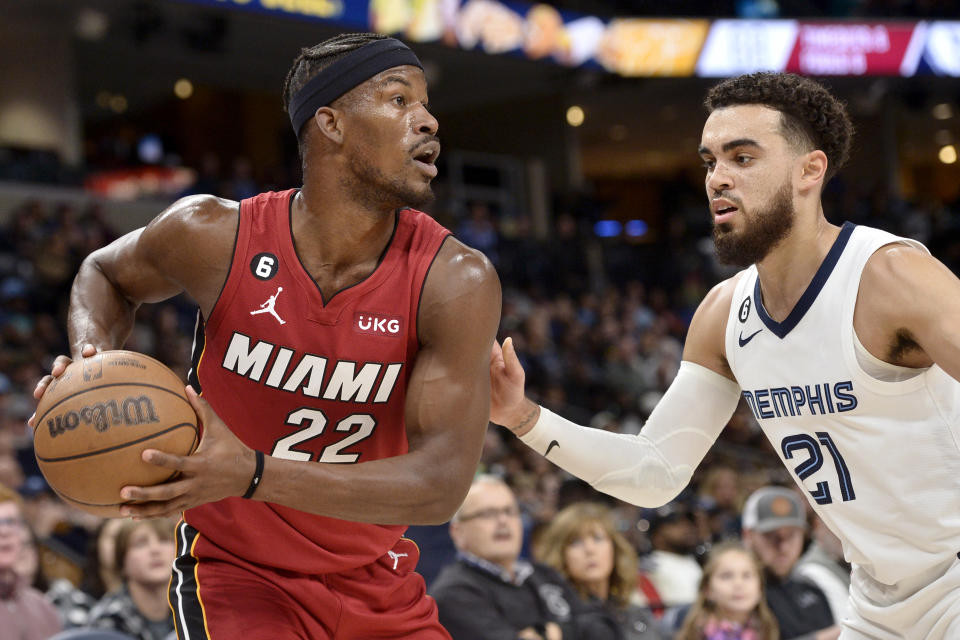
[535,502,664,640]
[794,515,851,624]
[636,501,702,616]
[88,518,125,598]
[676,541,779,640]
[430,474,597,640]
[87,519,176,640]
[741,487,838,640]
[696,466,743,542]
[457,201,500,266]
[45,518,125,629]
[0,482,62,639]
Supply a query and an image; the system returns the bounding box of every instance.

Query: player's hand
[489,337,539,435]
[117,385,257,519]
[28,343,98,429]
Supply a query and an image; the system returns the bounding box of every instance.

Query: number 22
[272,408,377,463]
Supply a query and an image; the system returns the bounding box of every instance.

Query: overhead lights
[174,78,194,100]
[75,8,109,41]
[109,95,128,113]
[566,105,584,127]
[939,145,957,165]
[932,103,954,120]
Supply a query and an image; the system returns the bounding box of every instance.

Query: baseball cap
[742,486,806,533]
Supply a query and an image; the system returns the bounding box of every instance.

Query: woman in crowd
[676,542,778,640]
[536,501,664,640]
[87,518,176,640]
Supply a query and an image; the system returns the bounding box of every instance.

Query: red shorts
[168,521,450,640]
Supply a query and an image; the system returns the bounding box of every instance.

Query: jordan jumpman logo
[387,550,408,571]
[250,286,286,325]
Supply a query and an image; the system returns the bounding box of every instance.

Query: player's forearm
[67,254,138,356]
[256,447,475,525]
[514,361,740,507]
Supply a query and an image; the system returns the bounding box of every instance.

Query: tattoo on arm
[509,406,539,434]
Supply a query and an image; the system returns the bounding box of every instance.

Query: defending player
[34,33,500,638]
[491,73,960,639]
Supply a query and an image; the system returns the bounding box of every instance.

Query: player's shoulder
[152,194,239,228]
[863,240,931,275]
[138,195,239,269]
[430,235,500,291]
[858,238,939,303]
[697,270,749,320]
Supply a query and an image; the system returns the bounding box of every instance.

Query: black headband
[288,38,423,138]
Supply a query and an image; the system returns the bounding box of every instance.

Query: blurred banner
[696,20,799,76]
[785,22,926,76]
[181,0,960,77]
[920,21,960,76]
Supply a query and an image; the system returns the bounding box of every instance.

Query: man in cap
[742,486,839,640]
[32,32,501,638]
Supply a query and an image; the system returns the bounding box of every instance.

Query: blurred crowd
[0,181,958,638]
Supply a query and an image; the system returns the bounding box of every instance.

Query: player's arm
[490,277,742,508]
[32,196,236,414]
[857,243,960,380]
[68,195,234,353]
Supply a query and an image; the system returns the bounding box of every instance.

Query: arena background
[1,0,959,607]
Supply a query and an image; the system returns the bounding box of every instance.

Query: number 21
[780,431,856,505]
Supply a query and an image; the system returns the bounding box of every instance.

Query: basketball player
[33,33,501,638]
[490,73,960,639]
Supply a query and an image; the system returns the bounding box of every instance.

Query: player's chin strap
[242,450,265,499]
[517,361,741,507]
[287,37,423,138]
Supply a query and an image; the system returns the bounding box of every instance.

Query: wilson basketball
[33,350,199,517]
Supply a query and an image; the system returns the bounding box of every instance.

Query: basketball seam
[36,422,198,462]
[51,468,183,507]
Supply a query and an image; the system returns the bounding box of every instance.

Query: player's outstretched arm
[491,279,742,508]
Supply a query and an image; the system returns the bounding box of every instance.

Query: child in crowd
[676,542,778,640]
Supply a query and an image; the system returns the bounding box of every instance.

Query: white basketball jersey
[726,223,960,585]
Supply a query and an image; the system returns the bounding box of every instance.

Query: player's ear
[799,149,827,191]
[313,106,344,146]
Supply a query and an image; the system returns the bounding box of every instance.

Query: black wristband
[242,450,265,499]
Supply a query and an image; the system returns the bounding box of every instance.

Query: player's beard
[713,181,794,267]
[344,154,435,211]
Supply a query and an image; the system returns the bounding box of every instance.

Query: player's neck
[294,184,397,271]
[755,208,839,322]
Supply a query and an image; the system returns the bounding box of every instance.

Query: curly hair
[282,32,389,144]
[704,72,853,183]
[534,502,637,607]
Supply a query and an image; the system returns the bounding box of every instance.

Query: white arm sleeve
[518,361,741,507]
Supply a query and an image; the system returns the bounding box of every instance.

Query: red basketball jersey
[186,189,451,574]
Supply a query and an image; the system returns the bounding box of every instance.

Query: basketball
[33,350,199,517]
